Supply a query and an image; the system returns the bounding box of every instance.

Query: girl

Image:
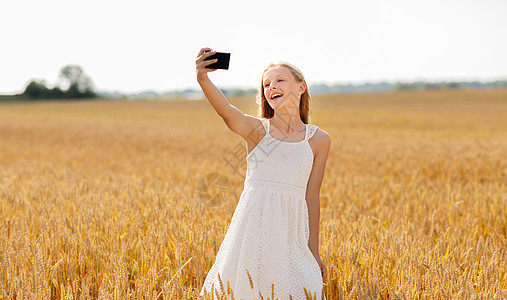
[196,47,330,299]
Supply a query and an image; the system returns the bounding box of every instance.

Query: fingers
[320,262,327,279]
[196,48,218,78]
[196,48,218,73]
[197,47,211,57]
[196,48,215,60]
[196,58,218,74]
[196,57,217,67]
[195,51,216,65]
[195,51,217,73]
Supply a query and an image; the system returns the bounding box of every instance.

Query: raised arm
[195,48,260,141]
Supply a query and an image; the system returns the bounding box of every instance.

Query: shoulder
[243,115,268,137]
[307,124,330,157]
[243,115,266,129]
[311,126,331,155]
[251,116,267,124]
[311,126,331,144]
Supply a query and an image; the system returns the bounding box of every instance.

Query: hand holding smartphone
[204,51,231,70]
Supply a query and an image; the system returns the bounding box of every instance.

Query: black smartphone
[204,52,231,70]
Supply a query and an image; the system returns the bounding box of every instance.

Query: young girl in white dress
[196,47,330,299]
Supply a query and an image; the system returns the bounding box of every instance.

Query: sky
[1,0,506,94]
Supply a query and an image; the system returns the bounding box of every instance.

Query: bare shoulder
[314,127,331,144]
[309,127,331,157]
[244,114,264,127]
[244,115,267,136]
[224,112,266,140]
[242,115,268,153]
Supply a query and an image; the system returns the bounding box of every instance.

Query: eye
[264,83,270,88]
[278,79,284,82]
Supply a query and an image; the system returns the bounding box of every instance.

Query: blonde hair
[256,62,311,124]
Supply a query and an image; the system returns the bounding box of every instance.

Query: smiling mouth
[271,93,283,100]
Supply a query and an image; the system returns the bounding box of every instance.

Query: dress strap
[305,124,319,140]
[261,118,269,135]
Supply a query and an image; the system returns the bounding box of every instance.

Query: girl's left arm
[306,129,331,278]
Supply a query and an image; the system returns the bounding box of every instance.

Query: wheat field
[0,89,506,299]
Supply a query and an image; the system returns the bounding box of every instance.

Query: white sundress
[200,117,324,299]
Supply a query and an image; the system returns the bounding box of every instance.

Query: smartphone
[204,52,231,70]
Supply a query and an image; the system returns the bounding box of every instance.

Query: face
[262,66,305,112]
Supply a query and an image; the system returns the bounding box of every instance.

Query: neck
[271,106,304,134]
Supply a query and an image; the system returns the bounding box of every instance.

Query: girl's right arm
[195,48,260,140]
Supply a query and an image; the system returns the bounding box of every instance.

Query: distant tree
[23,80,50,99]
[23,80,75,99]
[442,82,460,89]
[491,80,507,88]
[49,86,64,98]
[58,65,96,98]
[423,82,442,90]
[394,82,420,91]
[22,65,97,100]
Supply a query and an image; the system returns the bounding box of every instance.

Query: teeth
[271,94,282,99]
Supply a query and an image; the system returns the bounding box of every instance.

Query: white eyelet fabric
[200,118,324,299]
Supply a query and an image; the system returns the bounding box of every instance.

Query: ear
[298,82,306,95]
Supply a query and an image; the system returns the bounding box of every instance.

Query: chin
[269,99,285,109]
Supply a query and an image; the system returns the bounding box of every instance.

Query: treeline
[121,80,507,100]
[122,80,507,100]
[3,70,507,101]
[1,65,96,101]
[394,80,507,91]
[310,80,507,94]
[97,87,260,100]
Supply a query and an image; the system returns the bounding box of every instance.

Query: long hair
[256,62,311,124]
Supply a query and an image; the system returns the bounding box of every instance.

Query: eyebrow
[263,74,286,84]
